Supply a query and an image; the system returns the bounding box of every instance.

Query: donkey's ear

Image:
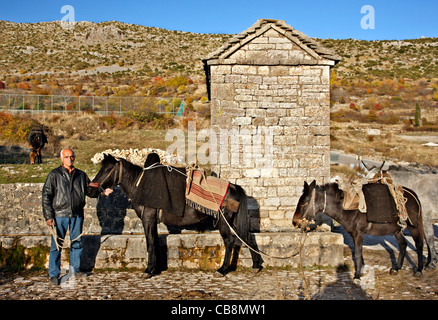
[103,153,117,163]
[309,180,316,189]
[304,181,309,192]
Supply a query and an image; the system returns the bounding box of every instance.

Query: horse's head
[89,154,120,191]
[292,180,321,231]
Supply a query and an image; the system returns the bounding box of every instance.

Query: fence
[0,94,185,115]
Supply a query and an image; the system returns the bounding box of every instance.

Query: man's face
[61,149,75,169]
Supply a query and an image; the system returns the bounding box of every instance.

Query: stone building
[203,19,341,230]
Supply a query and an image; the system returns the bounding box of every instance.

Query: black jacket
[42,166,97,220]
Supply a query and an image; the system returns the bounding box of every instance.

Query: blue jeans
[48,217,83,278]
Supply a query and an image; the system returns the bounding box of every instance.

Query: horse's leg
[246,233,264,271]
[140,206,160,278]
[37,148,42,164]
[407,225,424,277]
[424,219,437,270]
[216,216,233,276]
[391,230,407,275]
[30,149,36,164]
[229,237,241,273]
[352,232,365,280]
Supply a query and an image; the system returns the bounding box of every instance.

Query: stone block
[268,210,285,220]
[270,66,289,76]
[263,76,278,85]
[299,75,321,84]
[232,65,257,75]
[257,66,270,75]
[247,75,263,84]
[211,65,232,75]
[263,197,280,207]
[275,43,293,50]
[232,117,252,126]
[225,74,243,83]
[278,76,299,84]
[243,168,261,178]
[248,43,276,51]
[264,117,279,126]
[246,108,266,117]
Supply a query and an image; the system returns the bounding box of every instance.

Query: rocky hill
[0,20,230,77]
[1,20,437,82]
[1,21,438,175]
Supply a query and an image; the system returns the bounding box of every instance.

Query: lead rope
[198,169,307,260]
[48,223,93,251]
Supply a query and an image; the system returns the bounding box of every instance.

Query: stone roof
[203,19,341,66]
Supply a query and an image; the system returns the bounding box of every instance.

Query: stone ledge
[0,231,344,271]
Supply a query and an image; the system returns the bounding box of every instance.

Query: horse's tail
[403,186,425,240]
[234,184,249,243]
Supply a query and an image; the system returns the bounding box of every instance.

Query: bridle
[302,188,327,220]
[89,160,123,191]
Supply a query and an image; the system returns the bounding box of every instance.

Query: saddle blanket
[186,170,230,217]
[362,183,398,224]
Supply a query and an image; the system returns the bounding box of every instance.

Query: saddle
[340,172,410,226]
[342,188,361,211]
[185,165,237,217]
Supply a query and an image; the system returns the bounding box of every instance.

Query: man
[42,148,113,285]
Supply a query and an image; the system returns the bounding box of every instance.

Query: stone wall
[0,183,143,236]
[0,233,344,271]
[0,183,344,271]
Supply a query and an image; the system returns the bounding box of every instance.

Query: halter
[303,188,327,219]
[89,160,123,191]
[321,190,327,214]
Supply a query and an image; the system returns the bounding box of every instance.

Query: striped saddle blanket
[185,169,230,217]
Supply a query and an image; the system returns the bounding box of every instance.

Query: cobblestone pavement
[1,247,437,301]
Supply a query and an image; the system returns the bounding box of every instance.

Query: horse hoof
[251,266,263,274]
[390,268,398,275]
[424,264,436,271]
[143,273,154,279]
[252,267,263,273]
[414,271,423,278]
[214,271,226,278]
[353,278,361,285]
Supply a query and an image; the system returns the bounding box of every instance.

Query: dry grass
[0,112,213,183]
[331,119,438,167]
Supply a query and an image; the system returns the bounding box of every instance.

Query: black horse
[293,180,426,280]
[90,154,263,278]
[27,127,47,164]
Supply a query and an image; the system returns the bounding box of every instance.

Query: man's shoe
[50,277,59,285]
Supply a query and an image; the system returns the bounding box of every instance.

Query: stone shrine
[203,19,341,230]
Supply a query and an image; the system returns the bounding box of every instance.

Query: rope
[48,223,93,251]
[198,169,306,260]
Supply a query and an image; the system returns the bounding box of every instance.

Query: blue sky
[0,0,437,40]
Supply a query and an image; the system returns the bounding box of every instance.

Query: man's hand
[46,219,55,226]
[104,188,113,196]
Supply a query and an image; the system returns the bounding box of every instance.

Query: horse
[292,180,426,280]
[360,160,437,270]
[28,128,47,164]
[89,153,264,278]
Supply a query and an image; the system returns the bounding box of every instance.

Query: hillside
[0,20,230,76]
[1,20,437,93]
[1,20,438,176]
[320,37,438,81]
